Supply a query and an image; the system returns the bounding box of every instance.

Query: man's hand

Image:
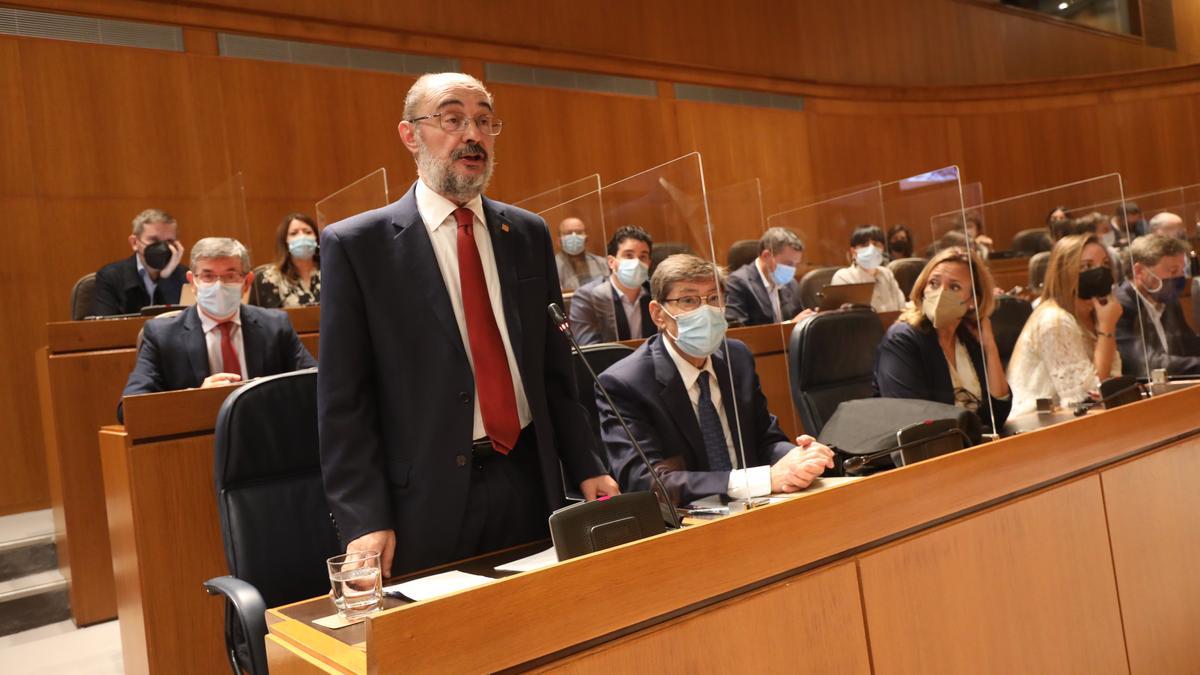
[580,475,620,500]
[161,240,185,278]
[770,438,835,493]
[347,529,396,578]
[200,373,242,388]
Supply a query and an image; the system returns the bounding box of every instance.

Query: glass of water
[326,550,382,619]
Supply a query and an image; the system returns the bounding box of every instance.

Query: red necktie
[454,208,520,454]
[217,321,242,378]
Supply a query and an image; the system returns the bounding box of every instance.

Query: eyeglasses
[663,293,725,312]
[407,111,503,136]
[196,272,245,284]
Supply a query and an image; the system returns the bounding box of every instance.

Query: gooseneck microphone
[548,303,682,529]
[841,427,973,475]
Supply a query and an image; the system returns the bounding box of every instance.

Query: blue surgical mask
[288,236,318,260]
[561,233,586,256]
[615,257,649,289]
[855,244,883,271]
[665,305,727,359]
[196,281,243,319]
[772,262,796,286]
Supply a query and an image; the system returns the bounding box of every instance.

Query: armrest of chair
[203,575,268,675]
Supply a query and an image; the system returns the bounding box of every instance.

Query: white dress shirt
[754,258,782,322]
[415,179,533,440]
[1133,286,1169,355]
[198,307,248,379]
[661,336,773,499]
[615,281,648,338]
[830,264,908,313]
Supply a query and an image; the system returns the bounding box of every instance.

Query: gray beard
[415,138,494,203]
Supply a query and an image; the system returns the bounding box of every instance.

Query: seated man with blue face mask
[1115,234,1200,377]
[117,237,317,421]
[554,217,608,292]
[568,225,656,345]
[595,253,834,506]
[724,226,814,326]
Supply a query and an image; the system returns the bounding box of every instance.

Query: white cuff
[726,465,772,500]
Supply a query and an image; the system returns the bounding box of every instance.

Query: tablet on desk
[817,282,874,311]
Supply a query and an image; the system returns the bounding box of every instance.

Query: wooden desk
[35,306,318,626]
[267,386,1200,673]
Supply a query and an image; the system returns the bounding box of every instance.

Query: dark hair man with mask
[1115,234,1200,376]
[92,208,190,316]
[595,253,833,506]
[568,225,656,345]
[118,237,315,421]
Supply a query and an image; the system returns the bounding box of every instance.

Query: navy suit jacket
[93,254,189,316]
[724,262,801,327]
[118,304,316,420]
[1114,280,1200,377]
[317,184,604,575]
[874,320,1010,432]
[595,334,793,505]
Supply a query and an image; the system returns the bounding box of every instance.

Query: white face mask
[196,281,243,319]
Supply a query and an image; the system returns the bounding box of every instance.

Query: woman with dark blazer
[874,246,1011,433]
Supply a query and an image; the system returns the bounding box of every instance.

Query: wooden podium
[265,386,1200,673]
[35,306,318,626]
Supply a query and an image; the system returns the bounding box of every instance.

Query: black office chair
[203,368,340,675]
[787,308,884,436]
[1010,228,1053,256]
[796,266,840,311]
[573,343,636,474]
[887,257,927,298]
[725,240,760,273]
[650,242,692,274]
[245,263,272,306]
[1027,251,1050,294]
[989,295,1033,369]
[1193,278,1200,332]
[70,272,96,320]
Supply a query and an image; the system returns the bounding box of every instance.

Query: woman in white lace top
[1008,234,1124,415]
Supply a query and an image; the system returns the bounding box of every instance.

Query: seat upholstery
[575,343,636,474]
[1027,251,1051,293]
[650,242,692,274]
[796,266,840,311]
[1010,228,1053,256]
[887,257,927,298]
[725,240,760,273]
[989,295,1033,369]
[71,272,97,321]
[787,308,884,436]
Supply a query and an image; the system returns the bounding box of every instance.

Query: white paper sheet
[383,570,494,602]
[494,546,559,573]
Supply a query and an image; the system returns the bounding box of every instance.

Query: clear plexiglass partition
[315,168,389,229]
[707,178,766,272]
[513,175,602,215]
[538,180,608,294]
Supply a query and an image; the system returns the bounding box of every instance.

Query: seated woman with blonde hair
[1007,234,1124,415]
[875,247,1011,433]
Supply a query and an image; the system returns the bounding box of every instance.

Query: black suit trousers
[452,426,550,560]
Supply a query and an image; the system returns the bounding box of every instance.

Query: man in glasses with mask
[569,225,656,345]
[724,227,814,327]
[93,208,189,316]
[118,237,315,421]
[1115,234,1200,376]
[595,253,833,506]
[554,217,608,292]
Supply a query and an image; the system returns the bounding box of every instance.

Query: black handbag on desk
[817,398,982,475]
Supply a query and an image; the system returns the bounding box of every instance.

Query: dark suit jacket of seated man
[93,208,190,316]
[1115,273,1200,377]
[569,276,655,344]
[723,226,808,327]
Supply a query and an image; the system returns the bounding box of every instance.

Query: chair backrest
[1193,278,1200,332]
[1027,251,1051,293]
[71,272,97,321]
[1011,228,1053,256]
[212,368,340,609]
[887,257,926,298]
[796,266,840,311]
[787,308,884,436]
[575,343,636,473]
[989,295,1033,368]
[246,263,272,306]
[726,240,760,273]
[135,309,183,352]
[650,242,692,274]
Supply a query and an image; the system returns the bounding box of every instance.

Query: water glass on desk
[327,550,382,618]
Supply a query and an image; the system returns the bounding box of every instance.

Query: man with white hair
[318,73,619,577]
[118,237,316,420]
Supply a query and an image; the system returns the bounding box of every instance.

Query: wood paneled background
[3,0,1200,514]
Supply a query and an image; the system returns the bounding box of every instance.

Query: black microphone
[548,303,682,529]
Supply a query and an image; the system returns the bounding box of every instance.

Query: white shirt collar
[1133,285,1166,321]
[198,305,242,333]
[415,178,486,233]
[662,334,716,392]
[754,257,776,291]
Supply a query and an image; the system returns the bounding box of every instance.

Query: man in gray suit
[568,225,657,344]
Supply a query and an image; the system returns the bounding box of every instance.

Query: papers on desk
[494,546,559,573]
[383,570,494,602]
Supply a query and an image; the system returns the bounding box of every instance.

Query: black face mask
[142,241,173,270]
[1077,266,1114,300]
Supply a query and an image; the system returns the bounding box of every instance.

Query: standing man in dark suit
[724,227,813,327]
[93,208,189,316]
[119,237,316,420]
[318,73,619,577]
[568,225,656,344]
[596,254,833,506]
[1115,234,1200,376]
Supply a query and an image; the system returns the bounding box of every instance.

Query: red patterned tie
[454,208,520,454]
[217,321,242,378]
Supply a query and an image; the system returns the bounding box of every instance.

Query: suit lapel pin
[501,223,510,233]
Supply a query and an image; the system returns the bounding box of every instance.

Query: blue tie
[696,371,733,471]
